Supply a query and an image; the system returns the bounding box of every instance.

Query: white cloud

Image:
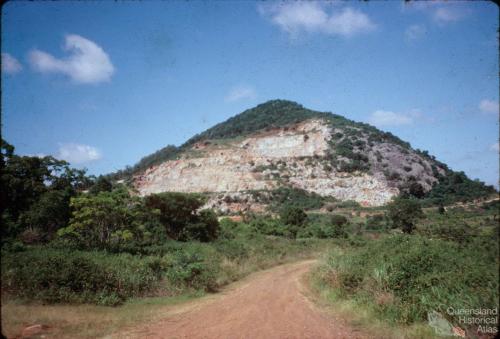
[368,110,413,127]
[224,85,257,102]
[479,99,499,114]
[258,2,375,38]
[2,53,22,74]
[403,1,466,25]
[25,153,47,158]
[57,143,102,164]
[432,6,463,24]
[29,34,114,84]
[405,24,426,41]
[490,142,499,152]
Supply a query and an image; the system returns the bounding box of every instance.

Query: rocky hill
[111,100,495,213]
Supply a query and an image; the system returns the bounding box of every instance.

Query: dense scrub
[314,206,499,335]
[2,249,166,306]
[1,226,331,306]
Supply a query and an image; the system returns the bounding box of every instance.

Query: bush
[1,248,163,305]
[280,206,307,226]
[179,209,219,242]
[335,200,361,209]
[319,235,499,326]
[330,214,348,226]
[162,244,220,292]
[365,214,386,230]
[387,197,423,234]
[268,187,328,211]
[250,216,293,238]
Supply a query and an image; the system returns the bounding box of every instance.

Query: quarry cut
[133,119,399,208]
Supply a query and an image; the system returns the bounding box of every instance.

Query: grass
[308,267,439,339]
[1,292,205,338]
[311,217,499,338]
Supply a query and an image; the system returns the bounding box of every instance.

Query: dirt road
[113,260,366,339]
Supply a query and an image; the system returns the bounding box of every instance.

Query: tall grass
[314,234,499,331]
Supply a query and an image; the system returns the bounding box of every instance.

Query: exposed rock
[133,119,401,208]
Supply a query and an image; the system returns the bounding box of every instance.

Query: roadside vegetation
[312,200,499,338]
[1,138,498,338]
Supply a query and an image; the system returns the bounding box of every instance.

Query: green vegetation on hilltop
[423,171,497,205]
[185,100,327,143]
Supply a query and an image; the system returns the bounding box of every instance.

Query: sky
[2,1,499,187]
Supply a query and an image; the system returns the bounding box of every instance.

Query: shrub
[163,244,220,292]
[335,200,361,209]
[365,214,386,230]
[1,248,163,305]
[387,198,424,234]
[280,206,307,227]
[250,216,293,238]
[179,209,219,242]
[417,219,477,245]
[268,187,328,211]
[330,214,348,226]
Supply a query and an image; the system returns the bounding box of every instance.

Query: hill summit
[111,100,495,213]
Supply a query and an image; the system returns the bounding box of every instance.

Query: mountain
[111,100,495,212]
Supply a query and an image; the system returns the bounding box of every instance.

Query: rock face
[133,119,399,208]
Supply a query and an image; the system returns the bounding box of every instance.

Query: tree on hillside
[89,176,113,194]
[387,197,424,234]
[144,192,219,241]
[280,205,307,226]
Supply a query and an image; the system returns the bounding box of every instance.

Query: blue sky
[2,1,498,186]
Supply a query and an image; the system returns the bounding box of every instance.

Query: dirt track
[113,260,366,339]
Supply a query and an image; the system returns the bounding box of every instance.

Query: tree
[57,188,141,249]
[1,140,93,242]
[387,197,424,234]
[408,182,425,199]
[280,205,307,226]
[89,176,113,194]
[19,188,73,242]
[330,214,348,227]
[144,192,218,242]
[180,209,219,242]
